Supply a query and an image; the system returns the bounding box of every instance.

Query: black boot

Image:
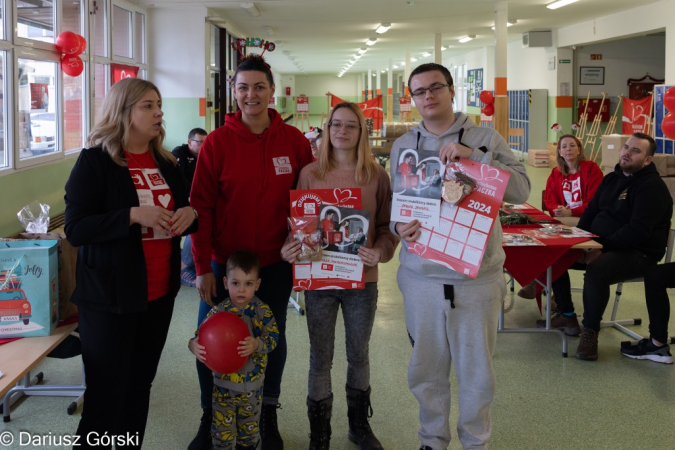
[187,407,212,450]
[346,385,383,450]
[260,403,284,450]
[307,395,333,450]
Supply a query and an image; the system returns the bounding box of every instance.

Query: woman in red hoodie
[188,56,313,450]
[519,134,603,299]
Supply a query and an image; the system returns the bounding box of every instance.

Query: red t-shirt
[561,172,583,210]
[125,151,174,301]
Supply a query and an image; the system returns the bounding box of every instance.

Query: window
[0,52,6,168]
[62,1,84,35]
[64,71,85,152]
[17,0,55,44]
[94,0,108,57]
[135,12,145,64]
[18,58,58,160]
[112,5,132,59]
[94,63,109,124]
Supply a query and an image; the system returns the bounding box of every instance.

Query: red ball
[479,90,494,105]
[663,86,675,113]
[56,31,81,55]
[483,103,495,116]
[76,35,87,55]
[61,55,84,77]
[199,311,250,374]
[662,112,675,140]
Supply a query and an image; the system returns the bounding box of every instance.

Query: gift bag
[5,233,78,321]
[0,240,59,337]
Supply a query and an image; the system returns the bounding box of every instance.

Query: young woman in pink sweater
[281,102,398,449]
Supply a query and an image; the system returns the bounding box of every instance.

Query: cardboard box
[652,154,675,177]
[0,240,59,337]
[527,149,550,168]
[662,177,675,204]
[600,134,630,168]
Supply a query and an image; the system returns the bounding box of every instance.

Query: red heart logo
[296,279,311,290]
[410,242,427,255]
[333,188,355,205]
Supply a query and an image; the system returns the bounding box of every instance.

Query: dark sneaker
[261,403,284,450]
[621,338,674,364]
[536,312,580,336]
[576,328,599,361]
[517,281,537,299]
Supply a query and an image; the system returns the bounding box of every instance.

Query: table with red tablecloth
[500,204,601,357]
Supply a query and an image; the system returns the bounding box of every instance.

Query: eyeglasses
[410,83,450,98]
[328,121,361,132]
[189,139,204,145]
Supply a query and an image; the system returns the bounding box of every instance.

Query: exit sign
[559,59,571,64]
[591,54,603,60]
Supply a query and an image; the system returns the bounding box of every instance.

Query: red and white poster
[29,83,49,110]
[290,189,368,290]
[407,159,510,279]
[331,94,383,131]
[399,96,412,113]
[297,96,309,112]
[621,96,652,134]
[111,63,139,85]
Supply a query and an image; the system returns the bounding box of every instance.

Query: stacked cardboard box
[527,149,550,168]
[600,134,630,175]
[547,142,558,166]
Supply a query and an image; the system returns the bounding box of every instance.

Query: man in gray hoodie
[390,63,531,450]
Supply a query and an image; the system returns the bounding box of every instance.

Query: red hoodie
[190,109,313,274]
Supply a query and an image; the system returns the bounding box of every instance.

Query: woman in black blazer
[65,78,197,449]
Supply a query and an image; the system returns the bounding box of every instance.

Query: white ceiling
[138,0,662,76]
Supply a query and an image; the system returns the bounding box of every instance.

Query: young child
[189,250,278,450]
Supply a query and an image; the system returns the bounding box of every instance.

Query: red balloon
[199,311,250,374]
[664,86,675,113]
[56,31,81,55]
[75,35,87,55]
[662,112,675,140]
[479,90,494,105]
[61,55,84,77]
[483,103,495,116]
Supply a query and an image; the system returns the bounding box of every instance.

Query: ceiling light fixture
[459,35,475,43]
[491,20,516,30]
[393,65,399,69]
[262,26,276,36]
[354,54,363,59]
[422,52,431,57]
[546,0,578,9]
[358,48,368,54]
[240,2,261,18]
[441,45,447,51]
[365,37,377,46]
[375,23,391,34]
[410,57,418,62]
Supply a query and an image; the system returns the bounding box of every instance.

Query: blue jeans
[304,283,378,401]
[181,235,194,268]
[196,260,292,409]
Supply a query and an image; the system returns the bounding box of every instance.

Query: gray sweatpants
[304,282,378,401]
[397,268,504,450]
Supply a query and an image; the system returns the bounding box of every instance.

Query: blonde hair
[313,102,379,185]
[556,134,585,176]
[87,78,175,167]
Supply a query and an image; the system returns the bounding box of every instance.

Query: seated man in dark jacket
[538,132,673,361]
[172,127,207,287]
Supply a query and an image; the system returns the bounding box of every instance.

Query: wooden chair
[600,228,675,344]
[508,128,525,160]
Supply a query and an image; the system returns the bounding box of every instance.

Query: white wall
[148,7,207,97]
[507,40,557,91]
[295,74,361,97]
[557,0,675,82]
[573,36,665,97]
[443,47,494,89]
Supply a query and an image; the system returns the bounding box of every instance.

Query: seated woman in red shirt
[518,133,603,299]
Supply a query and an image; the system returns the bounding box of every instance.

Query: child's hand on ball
[237,336,258,357]
[190,337,206,363]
